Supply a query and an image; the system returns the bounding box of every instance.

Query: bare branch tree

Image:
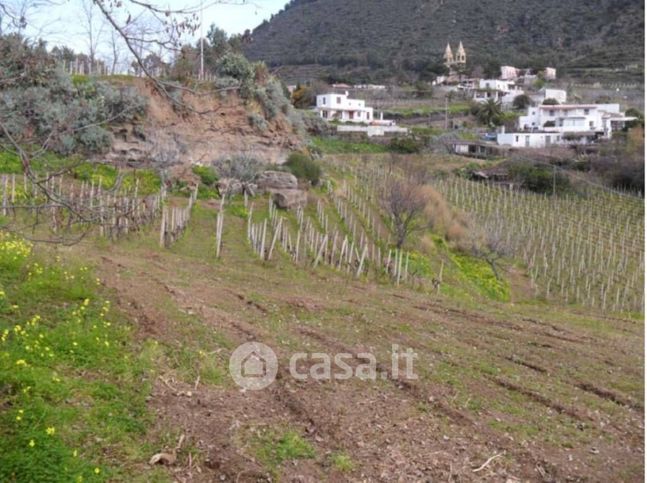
[381,177,429,249]
[79,0,106,73]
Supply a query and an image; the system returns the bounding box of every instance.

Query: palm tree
[476,99,503,127]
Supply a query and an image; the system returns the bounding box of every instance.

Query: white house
[543,67,557,80]
[500,66,519,80]
[315,92,374,123]
[532,88,568,105]
[497,103,636,148]
[473,79,525,106]
[501,66,557,83]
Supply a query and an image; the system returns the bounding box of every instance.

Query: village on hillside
[296,41,638,160]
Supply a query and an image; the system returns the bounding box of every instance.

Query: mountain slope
[245,0,644,82]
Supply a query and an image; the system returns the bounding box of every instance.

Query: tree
[206,24,229,60]
[291,84,315,108]
[382,178,429,248]
[513,94,531,110]
[80,0,106,74]
[542,98,559,105]
[475,99,504,127]
[625,108,644,128]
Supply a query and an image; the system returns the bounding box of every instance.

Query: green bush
[285,152,322,185]
[0,36,147,157]
[509,163,571,195]
[216,52,255,99]
[192,165,218,186]
[213,153,264,182]
[388,136,421,154]
[512,94,531,110]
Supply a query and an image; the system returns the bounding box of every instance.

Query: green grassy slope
[0,156,642,480]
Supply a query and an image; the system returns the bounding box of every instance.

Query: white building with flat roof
[315,92,374,123]
[532,88,568,105]
[473,79,525,106]
[497,103,636,148]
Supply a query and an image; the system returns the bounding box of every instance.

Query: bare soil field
[66,198,644,482]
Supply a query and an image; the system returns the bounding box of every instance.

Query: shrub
[542,98,559,105]
[285,152,321,185]
[388,136,421,154]
[625,108,644,129]
[509,163,571,195]
[512,94,531,110]
[291,84,315,108]
[192,165,218,186]
[0,36,147,157]
[212,153,264,182]
[216,52,255,99]
[248,113,268,131]
[256,78,290,119]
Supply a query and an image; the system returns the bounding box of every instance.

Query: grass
[330,452,355,472]
[451,251,510,302]
[0,150,77,174]
[311,136,389,154]
[73,163,161,195]
[0,151,162,196]
[252,428,315,474]
[0,234,164,482]
[383,103,471,118]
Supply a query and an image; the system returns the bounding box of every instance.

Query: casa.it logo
[229,342,278,390]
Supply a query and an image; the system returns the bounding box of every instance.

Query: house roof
[539,104,601,109]
[317,106,373,112]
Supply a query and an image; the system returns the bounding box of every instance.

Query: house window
[322,97,326,105]
[584,109,589,115]
[549,110,555,116]
[515,136,519,143]
[337,97,341,104]
[589,121,594,128]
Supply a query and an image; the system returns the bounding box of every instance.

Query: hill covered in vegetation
[245,0,645,82]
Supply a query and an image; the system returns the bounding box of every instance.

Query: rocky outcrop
[217,178,243,196]
[271,189,307,209]
[216,179,258,197]
[104,79,302,169]
[255,171,298,191]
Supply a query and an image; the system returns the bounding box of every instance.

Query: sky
[22,0,286,53]
[199,0,286,35]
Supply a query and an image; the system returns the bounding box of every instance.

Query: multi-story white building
[473,79,525,106]
[315,92,374,123]
[497,104,636,148]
